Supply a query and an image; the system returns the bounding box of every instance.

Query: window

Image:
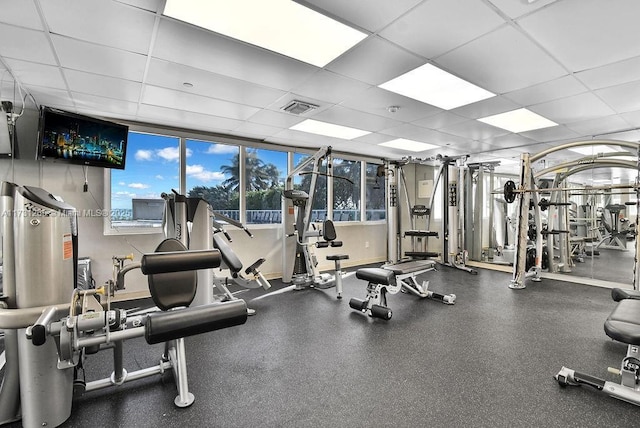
[108,132,179,232]
[293,152,327,222]
[332,157,360,221]
[185,139,240,220]
[366,162,386,221]
[245,148,287,224]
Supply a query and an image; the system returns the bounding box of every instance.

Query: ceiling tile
[566,115,631,137]
[27,86,74,108]
[71,92,139,116]
[450,96,519,120]
[142,85,260,120]
[115,0,164,13]
[529,93,616,124]
[575,56,640,90]
[64,69,142,102]
[0,24,56,65]
[518,0,640,71]
[352,132,396,145]
[0,0,43,30]
[621,110,640,127]
[441,120,509,140]
[326,36,424,85]
[3,58,66,90]
[379,123,463,147]
[137,104,243,132]
[503,75,587,106]
[519,125,580,143]
[298,0,422,32]
[272,128,348,146]
[232,122,282,139]
[312,105,403,132]
[595,80,640,114]
[246,109,304,129]
[341,86,442,123]
[41,0,156,55]
[412,112,467,130]
[379,0,504,59]
[482,134,538,149]
[436,25,566,93]
[604,129,640,141]
[153,18,318,92]
[52,35,147,81]
[487,0,560,19]
[290,70,371,105]
[146,59,286,108]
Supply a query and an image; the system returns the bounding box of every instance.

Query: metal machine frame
[281,146,352,298]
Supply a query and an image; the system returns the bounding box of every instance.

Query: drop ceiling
[1,0,639,181]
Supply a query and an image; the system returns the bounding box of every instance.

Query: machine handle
[25,306,58,346]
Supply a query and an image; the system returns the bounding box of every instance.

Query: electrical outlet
[365,241,369,248]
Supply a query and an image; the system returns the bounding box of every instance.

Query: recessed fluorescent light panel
[163,0,367,67]
[290,119,370,140]
[379,138,438,152]
[478,108,557,133]
[567,145,625,156]
[378,64,495,110]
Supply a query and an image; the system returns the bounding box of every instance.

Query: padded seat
[611,288,640,302]
[356,268,395,286]
[604,299,640,345]
[327,254,349,261]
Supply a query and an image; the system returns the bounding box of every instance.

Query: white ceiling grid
[0,0,638,181]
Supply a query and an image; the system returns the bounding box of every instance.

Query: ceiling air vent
[282,100,319,115]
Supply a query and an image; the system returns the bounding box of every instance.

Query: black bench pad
[327,254,349,261]
[612,288,640,302]
[604,299,640,345]
[356,268,396,286]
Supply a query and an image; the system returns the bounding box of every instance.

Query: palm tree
[221,149,281,192]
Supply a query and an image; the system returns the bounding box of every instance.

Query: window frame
[104,124,387,235]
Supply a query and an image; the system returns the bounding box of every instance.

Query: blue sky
[111,132,289,209]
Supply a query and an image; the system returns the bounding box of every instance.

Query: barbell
[502,180,639,203]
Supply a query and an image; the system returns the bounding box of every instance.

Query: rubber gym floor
[2,264,638,428]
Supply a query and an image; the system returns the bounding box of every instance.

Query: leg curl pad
[145,299,248,345]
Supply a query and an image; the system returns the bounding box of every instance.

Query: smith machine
[504,140,640,289]
[0,182,248,428]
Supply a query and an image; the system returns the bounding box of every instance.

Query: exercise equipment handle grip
[26,306,58,346]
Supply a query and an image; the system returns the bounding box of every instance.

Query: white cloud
[186,164,225,182]
[155,175,164,180]
[128,183,150,189]
[118,181,126,186]
[114,191,137,198]
[135,149,153,161]
[205,144,237,155]
[156,147,180,162]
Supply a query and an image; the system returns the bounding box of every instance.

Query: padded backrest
[147,239,197,311]
[212,233,243,275]
[323,219,337,241]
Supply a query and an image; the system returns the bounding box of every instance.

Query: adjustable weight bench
[555,288,640,406]
[349,260,456,320]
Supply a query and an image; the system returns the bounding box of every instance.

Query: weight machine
[162,190,271,313]
[0,182,248,428]
[507,140,640,289]
[281,146,352,298]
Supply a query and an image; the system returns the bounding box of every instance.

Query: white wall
[1,112,388,300]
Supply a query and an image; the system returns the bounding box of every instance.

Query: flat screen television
[37,106,128,169]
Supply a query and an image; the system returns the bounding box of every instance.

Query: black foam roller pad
[141,249,222,274]
[144,299,248,344]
